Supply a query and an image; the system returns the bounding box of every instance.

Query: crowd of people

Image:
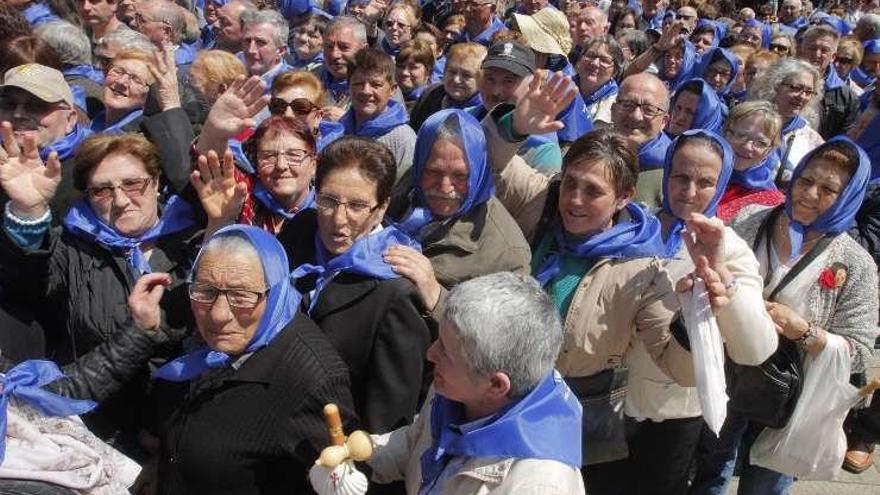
[2,0,880,493]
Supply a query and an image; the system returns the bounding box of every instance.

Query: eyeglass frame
[267,97,320,116]
[614,98,669,118]
[255,148,315,170]
[85,177,155,201]
[726,127,773,151]
[105,65,151,90]
[314,193,381,219]
[780,82,817,98]
[188,282,270,310]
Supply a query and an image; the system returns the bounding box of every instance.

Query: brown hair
[316,137,397,204]
[347,47,396,84]
[73,133,160,191]
[244,116,317,162]
[271,70,325,105]
[807,142,858,180]
[747,49,780,69]
[397,39,436,71]
[563,129,638,197]
[724,100,782,149]
[0,36,62,75]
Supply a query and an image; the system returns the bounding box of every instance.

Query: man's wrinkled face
[611,79,670,147]
[0,88,76,148]
[242,22,285,76]
[798,34,838,73]
[323,27,365,80]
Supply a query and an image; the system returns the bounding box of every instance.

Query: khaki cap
[1,64,75,108]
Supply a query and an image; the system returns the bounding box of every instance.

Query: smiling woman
[92,49,155,134]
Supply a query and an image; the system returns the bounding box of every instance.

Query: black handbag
[565,368,629,466]
[726,207,833,429]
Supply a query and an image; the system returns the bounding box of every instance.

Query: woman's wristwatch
[795,322,817,346]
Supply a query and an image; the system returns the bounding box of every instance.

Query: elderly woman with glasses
[91,50,156,134]
[148,224,358,494]
[0,130,200,457]
[381,3,418,59]
[575,36,622,125]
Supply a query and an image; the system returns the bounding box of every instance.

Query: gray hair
[857,14,880,40]
[800,24,840,46]
[34,20,91,66]
[616,28,649,60]
[101,29,156,53]
[326,16,368,47]
[196,234,263,282]
[747,57,822,128]
[584,35,625,79]
[240,9,289,47]
[144,1,187,43]
[442,272,563,399]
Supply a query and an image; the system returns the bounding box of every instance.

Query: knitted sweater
[377,124,417,183]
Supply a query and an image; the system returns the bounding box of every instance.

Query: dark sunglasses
[769,43,790,52]
[837,57,855,65]
[268,97,318,116]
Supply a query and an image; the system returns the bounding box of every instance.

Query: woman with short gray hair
[575,35,623,124]
[34,20,104,117]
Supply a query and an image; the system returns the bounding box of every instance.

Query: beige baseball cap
[513,7,572,57]
[1,64,74,108]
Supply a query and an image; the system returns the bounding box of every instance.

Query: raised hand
[655,19,686,52]
[675,257,732,313]
[197,76,269,154]
[190,149,248,226]
[148,43,181,111]
[512,70,578,137]
[682,213,729,280]
[383,245,443,311]
[128,272,172,332]
[0,121,62,219]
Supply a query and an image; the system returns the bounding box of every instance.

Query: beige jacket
[483,117,694,385]
[367,392,586,495]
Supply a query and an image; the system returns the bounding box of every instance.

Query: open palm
[190,149,247,223]
[513,70,578,137]
[0,122,61,218]
[205,76,269,138]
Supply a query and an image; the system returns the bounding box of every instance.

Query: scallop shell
[310,461,369,495]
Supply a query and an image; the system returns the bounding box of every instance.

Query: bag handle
[753,206,834,302]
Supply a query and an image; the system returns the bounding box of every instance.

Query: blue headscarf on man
[154,225,302,382]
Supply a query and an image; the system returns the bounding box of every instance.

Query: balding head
[611,73,670,149]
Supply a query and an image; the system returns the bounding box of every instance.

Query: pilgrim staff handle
[323,403,346,447]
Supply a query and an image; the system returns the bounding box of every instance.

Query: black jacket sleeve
[850,183,880,265]
[141,107,195,195]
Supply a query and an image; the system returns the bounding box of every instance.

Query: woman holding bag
[691,136,880,495]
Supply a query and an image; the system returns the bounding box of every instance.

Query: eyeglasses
[106,66,150,90]
[268,97,319,116]
[255,149,314,169]
[705,65,732,79]
[726,128,772,150]
[780,82,816,98]
[315,193,379,219]
[837,57,855,65]
[769,43,791,53]
[614,99,668,117]
[188,283,269,309]
[385,20,411,30]
[582,51,615,67]
[86,177,153,201]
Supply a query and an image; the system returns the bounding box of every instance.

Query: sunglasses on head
[268,97,318,116]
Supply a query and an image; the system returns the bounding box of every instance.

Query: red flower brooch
[819,263,848,290]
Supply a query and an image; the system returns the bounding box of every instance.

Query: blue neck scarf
[22,2,58,26]
[742,19,771,49]
[730,153,778,191]
[0,360,97,464]
[580,77,619,108]
[62,195,195,276]
[826,64,846,91]
[662,40,697,90]
[534,202,667,285]
[461,16,506,46]
[154,225,302,382]
[692,47,740,97]
[660,129,734,256]
[447,90,482,109]
[340,99,409,137]
[782,115,808,135]
[404,84,428,103]
[399,109,495,235]
[638,132,672,170]
[380,37,401,59]
[420,370,582,488]
[292,225,420,313]
[63,65,105,85]
[253,183,315,220]
[260,60,294,93]
[317,119,345,151]
[175,43,198,67]
[40,124,90,162]
[555,80,594,143]
[784,136,870,262]
[671,78,726,134]
[321,68,349,103]
[90,108,144,135]
[289,51,324,70]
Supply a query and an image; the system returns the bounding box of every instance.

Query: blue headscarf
[579,77,618,109]
[292,225,420,313]
[420,370,582,489]
[0,360,97,464]
[63,195,196,277]
[851,41,880,88]
[691,47,740,97]
[741,19,771,49]
[340,99,409,137]
[22,2,58,26]
[253,184,315,220]
[90,109,144,135]
[638,132,673,170]
[784,136,871,262]
[660,129,734,256]
[40,124,91,162]
[556,90,594,143]
[229,138,255,174]
[317,119,345,151]
[825,64,846,91]
[694,19,723,49]
[534,202,667,285]
[661,40,698,90]
[398,109,495,235]
[154,225,302,381]
[671,78,726,134]
[815,13,852,37]
[63,65,105,85]
[448,90,483,109]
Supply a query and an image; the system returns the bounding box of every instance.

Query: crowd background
[2,0,880,493]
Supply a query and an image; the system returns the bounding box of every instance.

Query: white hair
[102,29,156,53]
[240,9,289,47]
[326,15,368,47]
[35,20,91,66]
[196,234,263,282]
[747,57,823,129]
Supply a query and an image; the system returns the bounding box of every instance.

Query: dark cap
[482,41,536,78]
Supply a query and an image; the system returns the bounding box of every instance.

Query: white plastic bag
[750,333,862,480]
[679,278,728,435]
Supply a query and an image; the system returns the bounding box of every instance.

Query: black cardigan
[157,313,357,495]
[279,212,435,435]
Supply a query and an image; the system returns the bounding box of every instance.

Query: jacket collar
[420,201,488,255]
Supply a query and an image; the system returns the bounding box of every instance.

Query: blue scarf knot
[40,124,91,162]
[419,370,582,488]
[154,225,303,382]
[580,78,619,108]
[534,202,667,286]
[321,69,350,104]
[340,99,409,138]
[0,360,97,464]
[292,225,420,313]
[62,195,196,277]
[253,183,315,220]
[825,64,846,92]
[784,136,871,262]
[730,155,777,191]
